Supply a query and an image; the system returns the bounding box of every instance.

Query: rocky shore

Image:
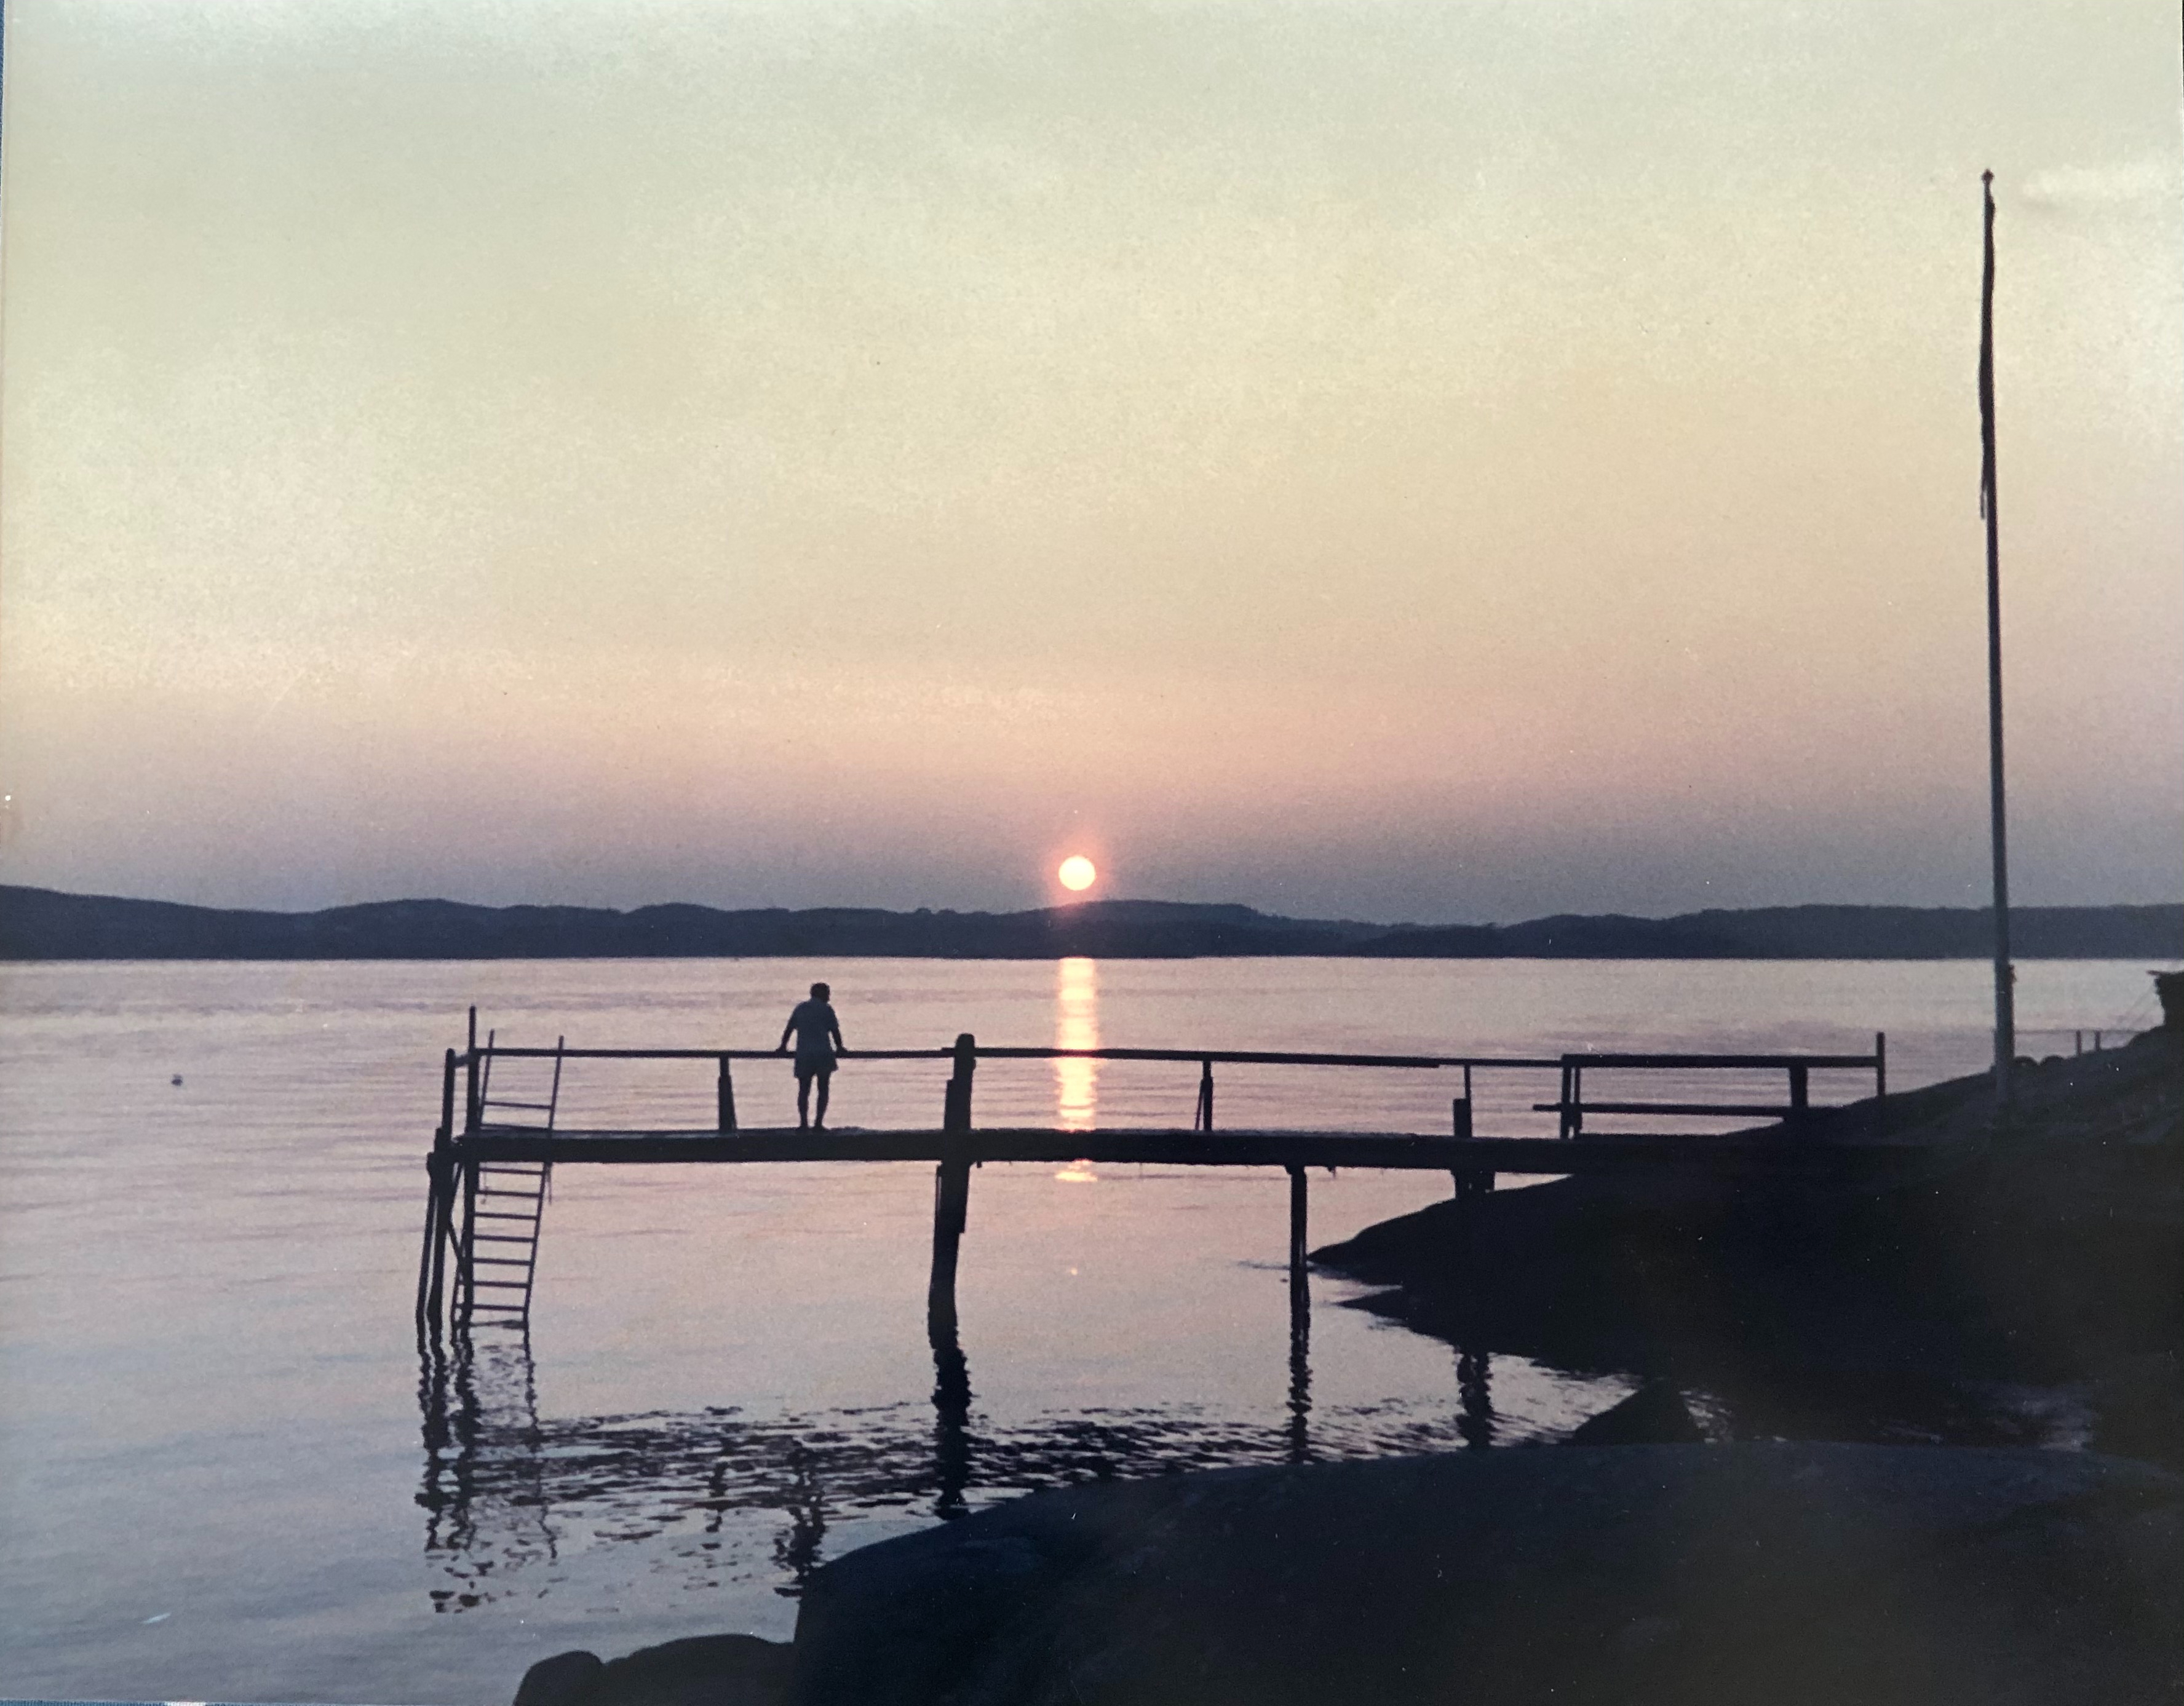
[509,1024,2183,1706]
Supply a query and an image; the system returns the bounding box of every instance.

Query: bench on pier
[1535,1042,1886,1138]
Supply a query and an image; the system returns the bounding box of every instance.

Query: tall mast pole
[1978,170,2015,1105]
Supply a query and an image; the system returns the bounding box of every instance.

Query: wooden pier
[415,1017,1900,1341]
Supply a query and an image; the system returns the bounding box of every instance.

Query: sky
[1,0,2179,922]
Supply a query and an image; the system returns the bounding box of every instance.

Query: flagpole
[1979,170,2015,1105]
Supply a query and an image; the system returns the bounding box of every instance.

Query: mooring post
[717,1055,737,1132]
[929,1034,977,1341]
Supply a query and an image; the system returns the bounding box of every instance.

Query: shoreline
[507,1024,2183,1706]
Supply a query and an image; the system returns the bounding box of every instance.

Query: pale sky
[2,0,2179,921]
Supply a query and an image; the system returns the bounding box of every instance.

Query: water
[0,957,2158,1705]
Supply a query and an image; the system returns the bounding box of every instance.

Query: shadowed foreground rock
[784,1444,2178,1706]
[513,1633,793,1706]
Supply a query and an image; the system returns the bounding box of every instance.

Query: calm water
[0,957,2159,1705]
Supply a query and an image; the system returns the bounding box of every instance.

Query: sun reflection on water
[1054,956,1099,1165]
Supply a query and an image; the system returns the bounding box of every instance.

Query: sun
[1057,855,1097,892]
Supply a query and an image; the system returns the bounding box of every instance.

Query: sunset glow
[1058,857,1097,893]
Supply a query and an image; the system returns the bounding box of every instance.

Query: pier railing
[419,1015,1892,1341]
[455,1025,1888,1140]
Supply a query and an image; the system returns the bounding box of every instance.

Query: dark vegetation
[4,883,2178,960]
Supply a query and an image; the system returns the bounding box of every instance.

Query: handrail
[1559,1052,1878,1069]
[478,1043,1473,1068]
[471,1042,1879,1070]
[459,1023,1888,1144]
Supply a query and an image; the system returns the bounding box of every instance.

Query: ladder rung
[485,1100,557,1110]
[470,1279,530,1290]
[472,1256,531,1266]
[473,1233,535,1243]
[474,1211,541,1221]
[469,1302,528,1313]
[478,1189,544,1199]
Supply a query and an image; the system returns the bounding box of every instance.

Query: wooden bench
[1534,1041,1886,1138]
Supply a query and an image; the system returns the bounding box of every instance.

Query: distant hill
[1,886,2178,961]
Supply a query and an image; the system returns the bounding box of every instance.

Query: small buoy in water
[171,1074,183,1086]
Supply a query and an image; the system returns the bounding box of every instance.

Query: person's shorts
[794,1057,835,1082]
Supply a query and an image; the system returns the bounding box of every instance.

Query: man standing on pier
[777,982,848,1130]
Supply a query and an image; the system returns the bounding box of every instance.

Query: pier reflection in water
[415,1302,1579,1613]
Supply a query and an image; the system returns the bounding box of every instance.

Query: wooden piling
[929,1035,976,1340]
[417,1047,458,1334]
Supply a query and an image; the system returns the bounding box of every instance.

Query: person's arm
[777,1009,795,1052]
[830,1009,847,1055]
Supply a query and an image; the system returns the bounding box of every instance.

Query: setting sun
[1057,855,1097,892]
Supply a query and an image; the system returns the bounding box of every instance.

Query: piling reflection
[1287,1260,1313,1465]
[1456,1348,1496,1449]
[418,1309,1544,1611]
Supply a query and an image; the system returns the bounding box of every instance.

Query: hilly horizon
[2,884,2178,962]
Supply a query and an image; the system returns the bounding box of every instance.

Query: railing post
[1788,1063,1809,1122]
[1876,1031,1888,1100]
[1559,1059,1582,1138]
[943,1034,976,1133]
[1451,1097,1474,1140]
[1287,1164,1309,1268]
[717,1055,737,1132]
[1195,1058,1215,1132]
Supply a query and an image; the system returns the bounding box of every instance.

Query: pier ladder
[456,1034,565,1330]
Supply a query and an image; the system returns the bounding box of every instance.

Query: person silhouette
[777,982,847,1130]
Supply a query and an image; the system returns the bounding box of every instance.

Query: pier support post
[929,1035,977,1341]
[1451,1168,1495,1266]
[1286,1164,1309,1269]
[928,1158,971,1340]
[418,1047,459,1338]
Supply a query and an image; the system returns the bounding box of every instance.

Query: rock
[2093,1351,2184,1469]
[787,1444,2180,1706]
[1563,1380,1706,1444]
[1313,1029,2183,1391]
[514,1634,793,1706]
[515,1651,605,1706]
